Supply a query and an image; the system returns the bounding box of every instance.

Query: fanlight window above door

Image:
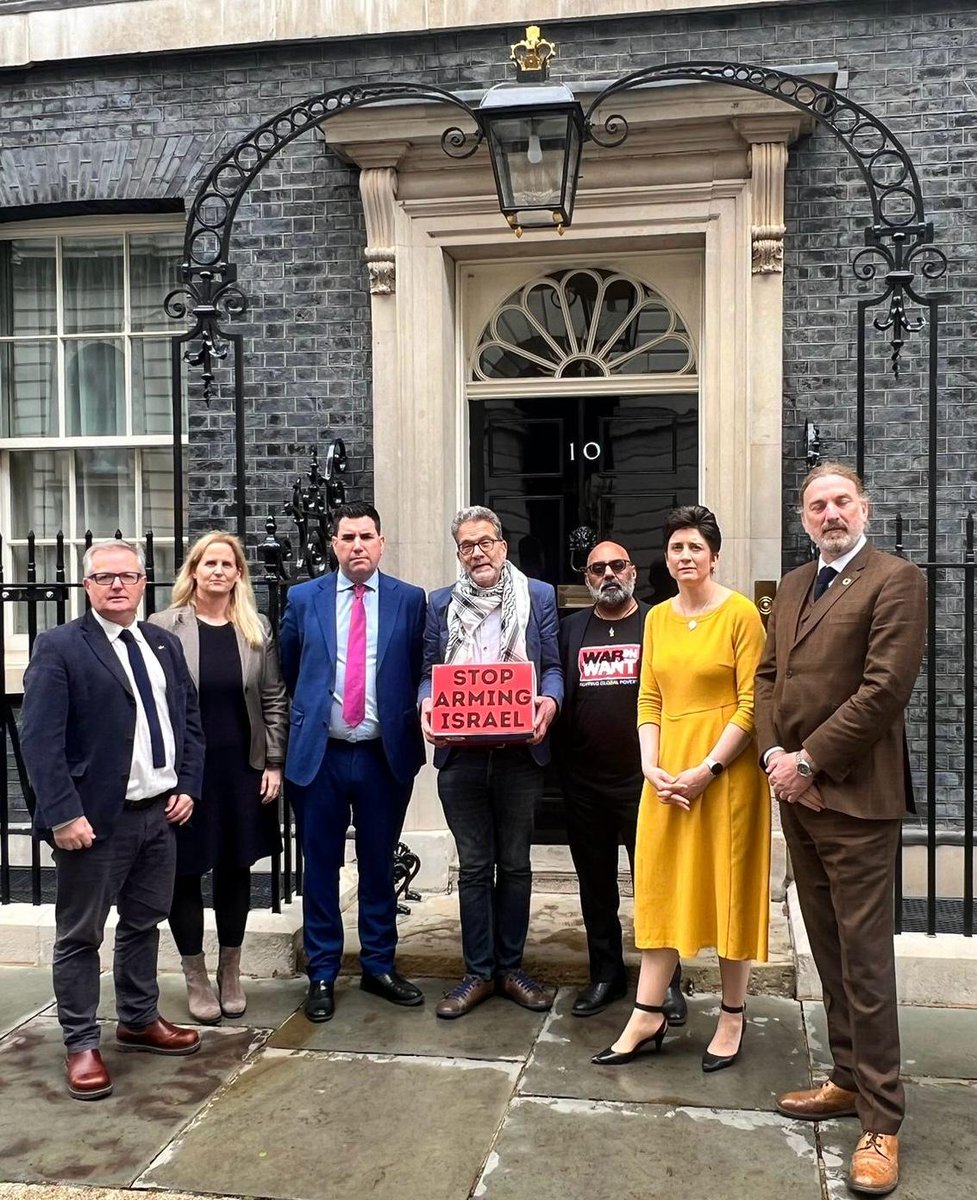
[471,268,696,381]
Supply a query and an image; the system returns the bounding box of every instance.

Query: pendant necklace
[677,589,716,631]
[595,600,637,638]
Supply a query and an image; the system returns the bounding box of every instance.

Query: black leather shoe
[305,980,335,1022]
[591,1001,668,1066]
[361,970,424,1007]
[662,963,688,1027]
[572,978,628,1018]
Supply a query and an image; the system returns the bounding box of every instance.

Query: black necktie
[118,628,166,768]
[813,565,838,602]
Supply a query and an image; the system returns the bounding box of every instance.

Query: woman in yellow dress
[593,505,770,1072]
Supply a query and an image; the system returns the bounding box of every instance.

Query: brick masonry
[1,0,975,818]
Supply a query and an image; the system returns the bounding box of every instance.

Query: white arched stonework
[469,266,697,381]
[324,70,833,878]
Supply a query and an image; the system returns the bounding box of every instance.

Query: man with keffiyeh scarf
[420,506,564,1019]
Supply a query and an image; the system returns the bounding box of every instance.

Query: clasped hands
[765,749,824,811]
[644,763,711,811]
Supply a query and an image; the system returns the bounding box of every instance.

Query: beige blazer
[754,543,926,820]
[149,606,288,770]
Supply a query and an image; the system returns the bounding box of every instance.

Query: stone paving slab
[140,1050,521,1200]
[94,971,308,1030]
[477,1096,823,1200]
[0,1018,261,1187]
[819,1078,977,1200]
[804,1000,977,1080]
[268,976,548,1060]
[0,965,54,1035]
[521,992,809,1111]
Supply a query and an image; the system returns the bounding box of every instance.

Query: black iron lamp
[477,27,585,236]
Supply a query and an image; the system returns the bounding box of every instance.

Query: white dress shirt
[817,534,867,583]
[92,610,178,800]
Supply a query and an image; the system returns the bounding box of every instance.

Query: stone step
[341,890,796,997]
[449,868,634,897]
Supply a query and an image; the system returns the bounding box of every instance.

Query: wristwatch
[704,756,725,777]
[795,752,814,778]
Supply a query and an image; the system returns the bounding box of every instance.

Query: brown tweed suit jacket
[754,542,926,820]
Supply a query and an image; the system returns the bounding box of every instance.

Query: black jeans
[563,778,640,984]
[437,747,542,980]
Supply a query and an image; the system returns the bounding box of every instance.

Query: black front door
[469,392,698,842]
[470,393,697,606]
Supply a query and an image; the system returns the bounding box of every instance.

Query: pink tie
[342,583,367,728]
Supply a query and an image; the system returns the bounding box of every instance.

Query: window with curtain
[0,220,187,631]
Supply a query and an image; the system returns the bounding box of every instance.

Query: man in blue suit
[280,502,427,1021]
[22,539,205,1101]
[419,506,564,1018]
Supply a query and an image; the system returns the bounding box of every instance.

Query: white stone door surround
[325,71,832,881]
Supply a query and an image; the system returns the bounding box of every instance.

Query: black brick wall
[1,0,975,819]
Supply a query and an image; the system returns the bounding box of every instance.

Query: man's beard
[587,577,635,608]
[819,525,859,555]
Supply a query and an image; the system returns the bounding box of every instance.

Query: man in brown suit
[755,463,926,1198]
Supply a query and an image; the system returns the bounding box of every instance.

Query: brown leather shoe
[848,1132,899,1195]
[435,975,495,1019]
[496,968,556,1012]
[116,1016,201,1056]
[65,1049,113,1100]
[776,1079,859,1120]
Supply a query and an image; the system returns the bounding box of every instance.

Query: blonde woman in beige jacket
[150,532,287,1022]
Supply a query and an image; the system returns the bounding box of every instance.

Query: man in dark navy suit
[280,502,427,1021]
[22,539,205,1101]
[419,506,564,1019]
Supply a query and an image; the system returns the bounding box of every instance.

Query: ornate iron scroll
[584,62,948,378]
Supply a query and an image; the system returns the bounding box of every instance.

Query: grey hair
[82,539,146,577]
[451,505,503,541]
[797,461,870,511]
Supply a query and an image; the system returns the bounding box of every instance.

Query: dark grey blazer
[149,605,289,770]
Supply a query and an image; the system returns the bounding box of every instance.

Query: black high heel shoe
[591,1001,668,1066]
[701,1001,746,1073]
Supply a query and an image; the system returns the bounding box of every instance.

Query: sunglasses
[584,559,633,577]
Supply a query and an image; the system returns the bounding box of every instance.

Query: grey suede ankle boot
[217,945,247,1018]
[181,953,221,1024]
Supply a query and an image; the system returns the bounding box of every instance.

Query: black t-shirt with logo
[564,608,643,793]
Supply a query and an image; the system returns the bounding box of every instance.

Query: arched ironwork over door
[167,59,948,555]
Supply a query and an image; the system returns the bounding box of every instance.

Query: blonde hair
[169,531,264,647]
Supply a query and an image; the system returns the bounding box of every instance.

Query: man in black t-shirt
[556,541,687,1020]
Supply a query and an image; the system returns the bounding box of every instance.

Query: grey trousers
[52,800,177,1052]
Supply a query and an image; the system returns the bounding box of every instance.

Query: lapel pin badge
[842,577,853,586]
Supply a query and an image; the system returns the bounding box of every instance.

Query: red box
[430,662,536,743]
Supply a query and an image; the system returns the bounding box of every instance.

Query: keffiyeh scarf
[445,561,531,665]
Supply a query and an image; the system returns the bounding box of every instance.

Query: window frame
[0,213,189,673]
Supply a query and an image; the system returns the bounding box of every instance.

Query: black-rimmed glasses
[457,537,503,559]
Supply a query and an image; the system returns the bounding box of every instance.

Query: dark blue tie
[813,565,837,602]
[118,628,166,768]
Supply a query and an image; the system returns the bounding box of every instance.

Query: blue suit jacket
[418,577,564,768]
[21,610,205,844]
[279,570,427,787]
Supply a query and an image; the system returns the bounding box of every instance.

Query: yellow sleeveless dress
[633,591,770,961]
